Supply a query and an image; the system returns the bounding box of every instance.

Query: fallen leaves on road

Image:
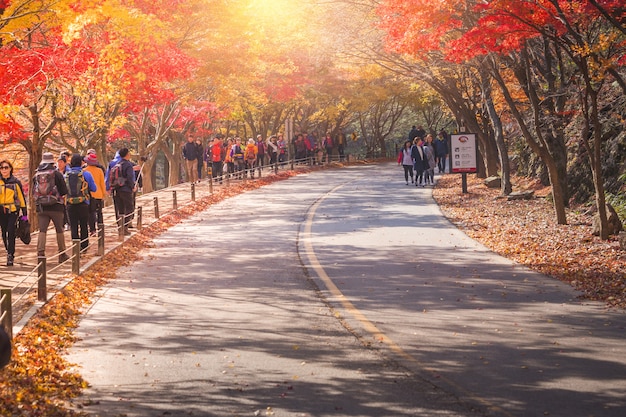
[433,174,626,308]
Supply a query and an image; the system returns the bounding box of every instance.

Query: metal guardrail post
[97,222,104,256]
[1,289,12,340]
[72,239,80,275]
[37,255,47,302]
[291,158,294,170]
[191,182,196,201]
[209,177,213,194]
[137,206,143,231]
[154,197,160,218]
[173,190,177,210]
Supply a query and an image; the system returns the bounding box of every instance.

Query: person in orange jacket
[244,138,258,178]
[83,151,107,236]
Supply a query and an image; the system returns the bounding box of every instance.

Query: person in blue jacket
[107,148,136,235]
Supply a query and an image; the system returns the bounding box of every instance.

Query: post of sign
[450,129,477,194]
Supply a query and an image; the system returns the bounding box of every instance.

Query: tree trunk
[169,132,184,186]
[139,158,155,194]
[484,96,512,195]
[491,62,568,224]
[480,66,512,194]
[587,88,609,239]
[26,105,45,226]
[544,154,568,225]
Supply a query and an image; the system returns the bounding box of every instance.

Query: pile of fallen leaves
[433,174,626,308]
[0,169,304,416]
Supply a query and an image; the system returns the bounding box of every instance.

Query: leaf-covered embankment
[433,174,626,308]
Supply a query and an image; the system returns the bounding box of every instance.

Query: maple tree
[0,0,204,215]
[449,0,626,237]
[375,0,625,235]
[348,65,416,157]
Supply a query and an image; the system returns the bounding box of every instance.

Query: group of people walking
[293,132,346,164]
[182,131,348,185]
[183,134,290,183]
[400,126,449,186]
[0,147,140,267]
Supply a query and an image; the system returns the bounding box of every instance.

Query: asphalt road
[67,163,626,417]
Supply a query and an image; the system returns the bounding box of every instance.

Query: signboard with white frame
[450,134,477,173]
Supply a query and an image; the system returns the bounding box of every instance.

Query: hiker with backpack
[231,137,245,179]
[277,134,287,166]
[0,160,27,266]
[182,136,199,184]
[32,152,69,264]
[83,151,106,236]
[323,133,334,163]
[210,137,224,183]
[65,154,96,252]
[195,138,204,181]
[57,153,71,231]
[244,138,257,178]
[255,134,266,170]
[224,137,234,179]
[267,135,278,166]
[107,148,136,235]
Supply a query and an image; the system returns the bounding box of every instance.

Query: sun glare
[247,0,300,21]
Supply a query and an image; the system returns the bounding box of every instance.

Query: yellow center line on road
[301,182,514,417]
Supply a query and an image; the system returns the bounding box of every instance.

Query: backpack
[109,162,126,189]
[33,170,61,206]
[232,145,243,160]
[212,144,222,162]
[245,146,256,160]
[65,171,89,205]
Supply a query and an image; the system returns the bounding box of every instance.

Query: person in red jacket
[210,137,224,183]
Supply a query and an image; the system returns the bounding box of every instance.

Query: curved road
[68,163,626,416]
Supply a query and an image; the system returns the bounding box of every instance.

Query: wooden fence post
[97,223,105,256]
[1,289,12,340]
[137,206,143,231]
[37,255,47,302]
[72,239,80,275]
